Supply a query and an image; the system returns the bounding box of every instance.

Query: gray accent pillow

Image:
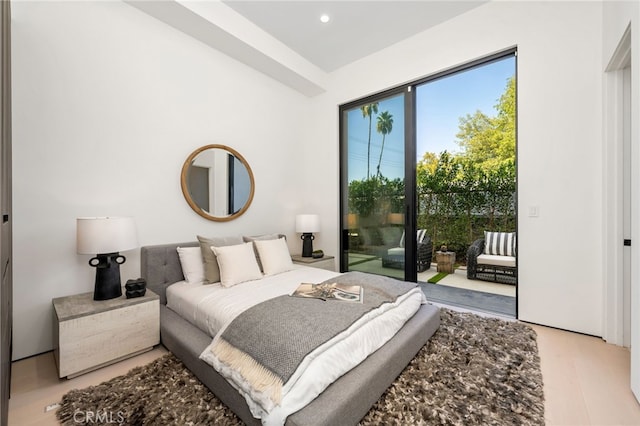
[197,235,244,284]
[242,233,286,271]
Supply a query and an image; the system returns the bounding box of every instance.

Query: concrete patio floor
[347,253,516,298]
[418,268,516,297]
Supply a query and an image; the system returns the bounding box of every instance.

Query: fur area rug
[57,308,545,425]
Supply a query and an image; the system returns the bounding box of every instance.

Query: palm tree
[375,111,394,178]
[360,103,379,179]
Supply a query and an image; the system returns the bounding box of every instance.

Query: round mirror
[181,144,255,222]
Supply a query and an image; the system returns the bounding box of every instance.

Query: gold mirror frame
[180,144,255,222]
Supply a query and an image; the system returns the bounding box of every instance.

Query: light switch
[528,206,539,217]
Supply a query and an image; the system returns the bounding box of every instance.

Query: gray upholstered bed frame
[141,242,441,426]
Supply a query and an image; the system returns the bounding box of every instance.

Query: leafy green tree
[455,76,515,171]
[375,111,394,178]
[348,178,379,217]
[348,176,404,219]
[413,76,517,261]
[360,103,379,179]
[495,76,516,156]
[350,76,516,263]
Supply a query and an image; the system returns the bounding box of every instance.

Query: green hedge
[348,154,516,264]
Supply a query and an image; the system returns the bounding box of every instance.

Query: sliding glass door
[340,89,416,281]
[340,50,516,310]
[413,55,517,316]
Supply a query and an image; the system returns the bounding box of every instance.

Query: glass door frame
[339,86,417,282]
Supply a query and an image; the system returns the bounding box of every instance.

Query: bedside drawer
[53,290,159,378]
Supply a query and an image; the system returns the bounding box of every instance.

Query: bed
[141,240,440,426]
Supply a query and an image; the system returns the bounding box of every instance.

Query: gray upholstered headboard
[141,234,288,305]
[140,242,198,305]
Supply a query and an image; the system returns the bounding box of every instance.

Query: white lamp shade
[295,214,320,233]
[77,217,138,254]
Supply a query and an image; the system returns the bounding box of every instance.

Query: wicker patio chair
[382,230,433,272]
[467,235,517,285]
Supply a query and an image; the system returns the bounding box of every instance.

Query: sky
[347,56,516,182]
[346,93,405,182]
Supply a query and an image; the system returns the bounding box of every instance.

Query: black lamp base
[301,233,315,257]
[90,252,126,301]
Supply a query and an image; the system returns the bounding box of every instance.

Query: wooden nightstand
[52,289,160,379]
[291,254,336,271]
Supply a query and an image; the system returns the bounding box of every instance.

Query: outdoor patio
[419,268,515,297]
[347,253,516,316]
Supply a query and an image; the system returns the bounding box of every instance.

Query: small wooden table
[436,251,456,273]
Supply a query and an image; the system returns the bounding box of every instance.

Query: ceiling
[126,0,488,96]
[222,1,487,72]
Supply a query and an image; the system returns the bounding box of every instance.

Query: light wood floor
[8,347,168,426]
[8,324,640,425]
[530,323,640,425]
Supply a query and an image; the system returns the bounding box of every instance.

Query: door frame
[603,24,631,347]
[603,23,637,402]
[339,87,415,281]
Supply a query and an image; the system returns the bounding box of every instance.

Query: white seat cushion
[477,254,516,268]
[387,247,405,256]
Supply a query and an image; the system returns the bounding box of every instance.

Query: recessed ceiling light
[320,14,330,24]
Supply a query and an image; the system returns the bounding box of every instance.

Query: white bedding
[166,265,341,337]
[167,266,426,426]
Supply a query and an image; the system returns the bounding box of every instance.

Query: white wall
[11,1,314,359]
[11,0,614,359]
[305,1,605,335]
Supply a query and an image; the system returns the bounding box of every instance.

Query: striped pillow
[484,231,516,256]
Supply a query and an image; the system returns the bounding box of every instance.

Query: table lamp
[77,217,138,300]
[295,214,320,257]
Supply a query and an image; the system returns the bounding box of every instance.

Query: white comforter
[166,265,342,336]
[167,266,426,426]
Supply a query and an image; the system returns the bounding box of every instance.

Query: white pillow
[254,237,294,276]
[211,242,263,287]
[242,233,284,271]
[177,247,205,283]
